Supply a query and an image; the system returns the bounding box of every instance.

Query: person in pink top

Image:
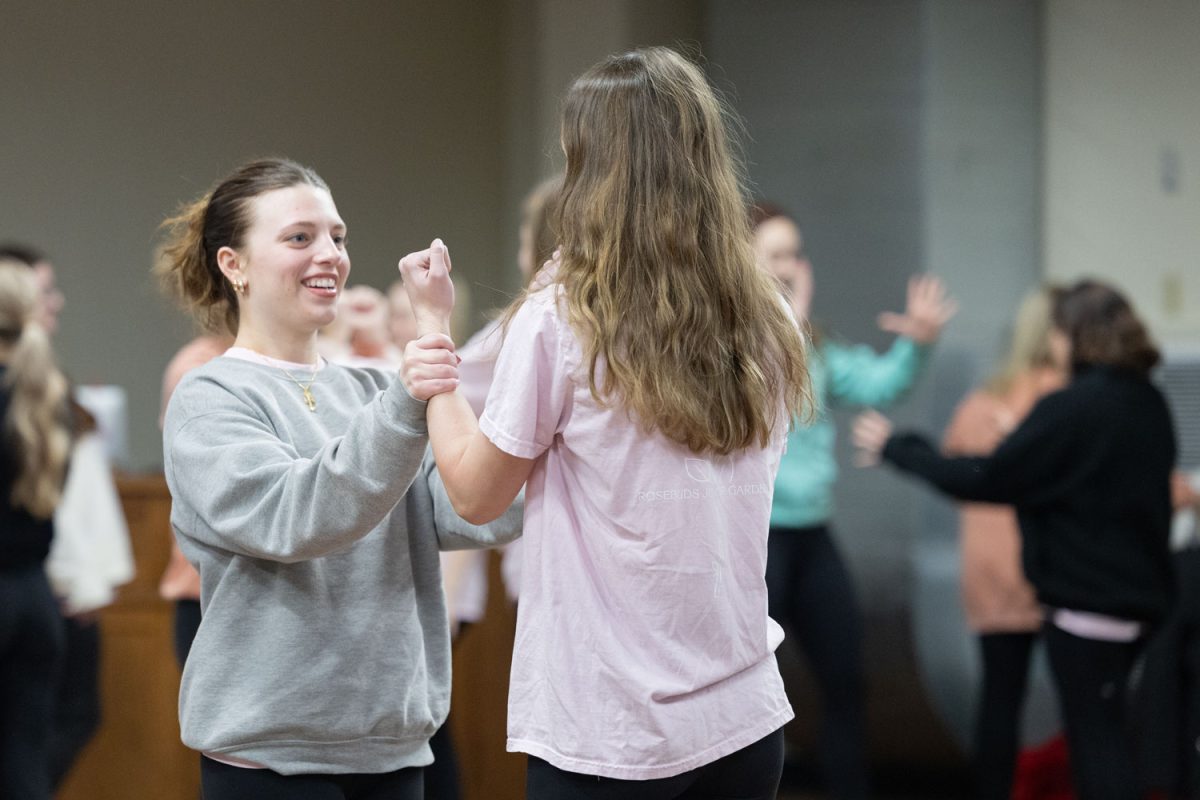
[399,46,811,800]
[940,286,1065,799]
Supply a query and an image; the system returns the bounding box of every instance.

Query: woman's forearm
[426,390,535,525]
[426,391,481,508]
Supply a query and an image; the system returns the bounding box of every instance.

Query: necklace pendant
[302,388,316,411]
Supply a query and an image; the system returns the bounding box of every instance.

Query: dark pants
[1043,622,1144,800]
[201,756,423,800]
[173,598,202,669]
[973,632,1036,800]
[425,720,460,800]
[0,566,65,800]
[48,615,102,789]
[765,525,868,799]
[1131,547,1200,797]
[524,727,784,800]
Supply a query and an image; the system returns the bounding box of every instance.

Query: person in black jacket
[852,279,1175,800]
[0,258,72,800]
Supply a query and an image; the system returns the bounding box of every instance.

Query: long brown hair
[155,158,329,333]
[0,260,71,518]
[541,47,810,454]
[1053,279,1160,377]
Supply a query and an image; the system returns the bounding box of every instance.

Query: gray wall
[2,1,508,470]
[916,0,1055,748]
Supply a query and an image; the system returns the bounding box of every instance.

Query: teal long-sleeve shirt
[770,336,931,528]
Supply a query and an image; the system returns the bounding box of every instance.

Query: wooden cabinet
[55,474,524,800]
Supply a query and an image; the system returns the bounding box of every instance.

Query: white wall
[1044,0,1200,341]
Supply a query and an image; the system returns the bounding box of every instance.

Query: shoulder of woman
[508,284,573,340]
[168,357,298,421]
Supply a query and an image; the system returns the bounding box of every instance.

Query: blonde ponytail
[0,262,70,519]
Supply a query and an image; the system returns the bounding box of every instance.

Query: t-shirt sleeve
[479,291,573,460]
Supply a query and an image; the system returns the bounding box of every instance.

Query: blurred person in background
[854,279,1175,800]
[0,257,72,799]
[322,285,403,370]
[0,242,134,790]
[749,206,957,799]
[941,285,1065,800]
[0,244,63,337]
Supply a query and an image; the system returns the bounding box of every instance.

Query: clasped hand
[399,239,459,401]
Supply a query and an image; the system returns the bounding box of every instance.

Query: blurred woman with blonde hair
[0,258,72,800]
[941,285,1065,799]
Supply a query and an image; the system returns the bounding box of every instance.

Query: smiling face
[218,184,349,360]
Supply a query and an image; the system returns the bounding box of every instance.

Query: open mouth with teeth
[302,276,339,298]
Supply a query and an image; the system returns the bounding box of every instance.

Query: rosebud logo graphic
[684,456,735,484]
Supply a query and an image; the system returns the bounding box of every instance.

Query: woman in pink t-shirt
[400,47,810,800]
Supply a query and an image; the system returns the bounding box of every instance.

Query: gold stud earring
[233,278,246,295]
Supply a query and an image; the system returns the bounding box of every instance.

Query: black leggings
[765,525,868,799]
[173,598,202,669]
[48,615,102,789]
[0,566,64,800]
[973,632,1036,800]
[200,757,423,800]
[1043,623,1143,800]
[524,727,784,800]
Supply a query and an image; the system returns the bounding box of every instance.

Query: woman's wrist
[414,313,452,339]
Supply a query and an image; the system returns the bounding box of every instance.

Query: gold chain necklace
[282,364,319,411]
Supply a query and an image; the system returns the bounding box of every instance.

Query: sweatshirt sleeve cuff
[382,380,429,434]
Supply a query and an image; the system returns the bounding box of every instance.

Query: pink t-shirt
[480,286,793,780]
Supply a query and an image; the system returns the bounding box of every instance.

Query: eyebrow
[280,219,347,231]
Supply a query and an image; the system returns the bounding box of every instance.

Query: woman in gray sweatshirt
[157,158,519,800]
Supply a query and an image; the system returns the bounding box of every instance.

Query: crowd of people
[0,45,1192,800]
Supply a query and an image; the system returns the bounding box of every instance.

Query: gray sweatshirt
[162,356,520,775]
